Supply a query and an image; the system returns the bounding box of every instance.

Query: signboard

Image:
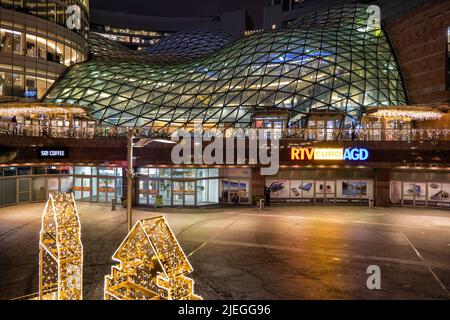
[291,147,369,161]
[38,148,69,159]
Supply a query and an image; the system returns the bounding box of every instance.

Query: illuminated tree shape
[39,193,83,300]
[104,216,202,300]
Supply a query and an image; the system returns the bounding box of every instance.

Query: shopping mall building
[0,1,449,209]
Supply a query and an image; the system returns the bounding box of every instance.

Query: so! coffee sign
[290,147,369,161]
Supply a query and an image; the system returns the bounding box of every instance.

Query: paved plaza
[0,203,449,300]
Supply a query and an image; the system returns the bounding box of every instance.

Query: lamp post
[126,130,176,232]
[126,130,135,232]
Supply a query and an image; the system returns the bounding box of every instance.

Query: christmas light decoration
[39,193,83,300]
[371,108,443,121]
[0,102,87,117]
[104,216,202,300]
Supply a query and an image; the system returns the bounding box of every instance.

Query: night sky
[90,0,266,28]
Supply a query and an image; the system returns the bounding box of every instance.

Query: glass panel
[172,181,184,206]
[3,179,17,205]
[18,167,31,176]
[99,167,116,176]
[47,178,59,193]
[185,181,196,206]
[75,166,92,175]
[83,178,91,201]
[33,167,46,175]
[160,179,171,206]
[74,178,83,200]
[61,177,73,193]
[32,177,46,201]
[3,167,17,177]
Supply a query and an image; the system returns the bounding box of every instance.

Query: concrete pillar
[375,168,390,207]
[252,167,265,204]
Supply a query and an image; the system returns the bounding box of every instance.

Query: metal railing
[0,121,449,142]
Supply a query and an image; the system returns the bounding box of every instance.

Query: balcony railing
[0,121,449,142]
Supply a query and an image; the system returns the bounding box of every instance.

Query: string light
[104,216,202,300]
[0,102,87,117]
[371,109,443,121]
[39,193,83,300]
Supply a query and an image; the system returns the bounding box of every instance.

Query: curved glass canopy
[45,4,407,132]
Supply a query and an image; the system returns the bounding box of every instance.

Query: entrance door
[172,180,197,206]
[138,179,158,206]
[184,181,196,206]
[172,180,184,206]
[98,178,116,203]
[74,177,91,201]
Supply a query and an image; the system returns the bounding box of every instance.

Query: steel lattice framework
[44,4,407,132]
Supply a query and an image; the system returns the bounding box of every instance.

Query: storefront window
[3,167,17,176]
[18,167,31,176]
[266,169,374,205]
[75,166,92,175]
[47,166,60,174]
[33,167,46,175]
[98,167,116,176]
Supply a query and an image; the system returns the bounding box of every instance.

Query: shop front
[0,165,123,207]
[136,168,221,207]
[266,168,375,205]
[390,170,450,209]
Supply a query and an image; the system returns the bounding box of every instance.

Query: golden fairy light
[39,193,83,300]
[104,216,202,300]
[371,108,443,121]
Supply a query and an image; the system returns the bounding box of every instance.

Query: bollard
[369,198,374,209]
[112,198,117,211]
[259,198,265,211]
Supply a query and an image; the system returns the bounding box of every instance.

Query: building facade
[0,0,89,100]
[90,8,250,50]
[0,2,449,211]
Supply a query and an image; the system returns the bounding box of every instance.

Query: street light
[126,130,176,232]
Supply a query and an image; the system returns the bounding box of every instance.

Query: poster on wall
[222,180,249,203]
[287,181,314,204]
[414,183,427,206]
[337,180,373,204]
[402,182,416,206]
[47,178,59,192]
[390,181,402,205]
[266,180,290,202]
[300,180,314,203]
[428,183,450,208]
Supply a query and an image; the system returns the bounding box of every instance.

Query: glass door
[184,180,196,206]
[74,177,91,201]
[172,180,184,206]
[138,179,158,206]
[98,177,116,203]
[172,180,197,206]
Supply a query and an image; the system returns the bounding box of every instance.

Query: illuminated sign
[38,148,69,159]
[291,147,369,161]
[24,89,37,98]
